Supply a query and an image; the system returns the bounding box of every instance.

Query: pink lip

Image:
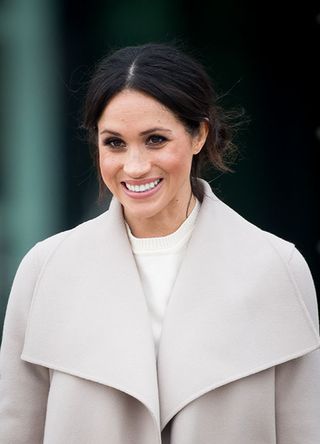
[121,179,163,200]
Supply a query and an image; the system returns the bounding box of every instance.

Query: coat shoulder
[259,229,319,330]
[209,191,318,328]
[259,229,295,263]
[34,210,109,266]
[5,211,111,327]
[205,189,294,263]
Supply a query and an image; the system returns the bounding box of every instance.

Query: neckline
[125,199,200,254]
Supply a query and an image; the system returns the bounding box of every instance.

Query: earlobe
[193,120,209,154]
[193,145,202,155]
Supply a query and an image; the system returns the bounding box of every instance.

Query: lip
[121,178,163,199]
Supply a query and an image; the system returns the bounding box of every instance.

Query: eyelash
[103,134,168,149]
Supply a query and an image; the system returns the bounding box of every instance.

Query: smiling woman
[96,89,208,237]
[1,43,320,444]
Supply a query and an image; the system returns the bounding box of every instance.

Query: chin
[123,200,166,220]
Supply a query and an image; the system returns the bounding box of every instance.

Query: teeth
[126,179,161,193]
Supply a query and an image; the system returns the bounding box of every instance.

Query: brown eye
[104,138,125,148]
[147,135,167,145]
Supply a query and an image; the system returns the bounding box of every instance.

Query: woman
[1,43,319,444]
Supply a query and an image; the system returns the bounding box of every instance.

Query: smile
[124,179,161,193]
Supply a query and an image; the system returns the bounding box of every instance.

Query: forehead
[97,89,181,129]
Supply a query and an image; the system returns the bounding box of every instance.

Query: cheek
[160,145,194,175]
[98,153,119,185]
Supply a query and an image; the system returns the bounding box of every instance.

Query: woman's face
[97,89,207,234]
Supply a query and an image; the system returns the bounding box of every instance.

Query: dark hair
[83,43,242,202]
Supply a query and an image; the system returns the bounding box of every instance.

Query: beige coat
[1,180,320,444]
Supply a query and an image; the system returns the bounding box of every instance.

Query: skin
[97,89,208,238]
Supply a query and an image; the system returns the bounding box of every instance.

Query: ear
[192,120,209,155]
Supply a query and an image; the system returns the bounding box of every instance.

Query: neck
[124,194,196,238]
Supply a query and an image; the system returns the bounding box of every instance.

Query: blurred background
[1,0,319,337]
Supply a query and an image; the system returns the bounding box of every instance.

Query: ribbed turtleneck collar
[125,199,200,254]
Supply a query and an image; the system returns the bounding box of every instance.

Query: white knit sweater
[125,199,200,357]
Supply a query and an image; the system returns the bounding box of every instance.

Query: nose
[123,147,151,178]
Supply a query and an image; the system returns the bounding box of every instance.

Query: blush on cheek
[159,149,185,165]
[161,151,193,175]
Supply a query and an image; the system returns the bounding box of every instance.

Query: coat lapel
[157,180,320,430]
[21,198,161,439]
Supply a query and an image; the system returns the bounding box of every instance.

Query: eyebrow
[99,127,173,136]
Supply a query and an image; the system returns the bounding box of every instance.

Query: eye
[147,134,168,146]
[103,137,125,149]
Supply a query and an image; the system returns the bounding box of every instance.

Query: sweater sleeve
[275,247,320,444]
[0,243,50,443]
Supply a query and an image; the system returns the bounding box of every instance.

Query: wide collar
[22,180,320,440]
